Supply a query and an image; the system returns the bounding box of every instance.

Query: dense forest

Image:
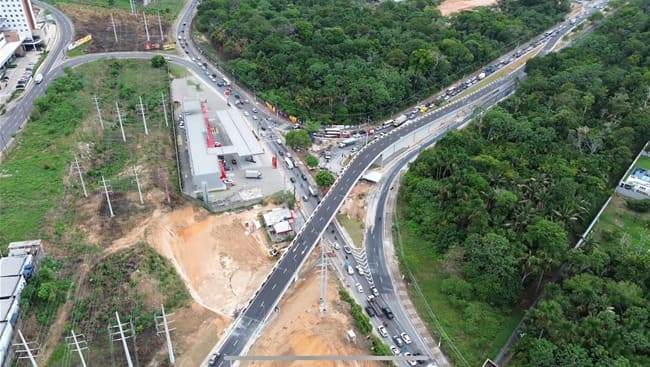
[399,0,650,365]
[195,0,569,123]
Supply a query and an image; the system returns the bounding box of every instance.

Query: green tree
[315,170,335,188]
[305,154,318,168]
[151,55,166,68]
[284,130,311,149]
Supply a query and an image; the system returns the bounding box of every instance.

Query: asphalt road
[0,0,74,153]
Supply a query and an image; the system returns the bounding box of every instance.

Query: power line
[13,330,41,367]
[108,312,134,367]
[155,304,176,365]
[72,158,88,197]
[65,329,89,367]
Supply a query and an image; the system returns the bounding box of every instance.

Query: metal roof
[0,277,20,299]
[215,109,264,157]
[0,256,26,277]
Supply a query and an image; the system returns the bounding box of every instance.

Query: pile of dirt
[339,182,372,222]
[438,0,498,16]
[60,4,173,53]
[245,269,382,367]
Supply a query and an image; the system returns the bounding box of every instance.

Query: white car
[390,345,400,356]
[332,242,341,250]
[404,352,417,366]
[401,332,412,344]
[355,283,363,293]
[356,266,365,276]
[244,111,250,116]
[377,325,388,337]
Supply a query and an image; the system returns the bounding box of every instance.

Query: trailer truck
[245,170,262,179]
[393,114,408,127]
[374,296,394,319]
[308,185,318,197]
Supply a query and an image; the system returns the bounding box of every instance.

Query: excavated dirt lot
[339,182,373,223]
[438,0,497,16]
[59,4,173,53]
[244,269,382,367]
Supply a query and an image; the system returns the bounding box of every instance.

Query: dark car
[208,353,221,366]
[301,174,307,180]
[393,335,405,348]
[289,177,296,183]
[365,306,376,317]
[231,159,237,165]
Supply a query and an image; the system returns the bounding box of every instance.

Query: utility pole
[139,96,149,135]
[66,329,89,367]
[108,312,134,367]
[72,158,88,197]
[129,0,135,14]
[93,95,105,130]
[157,12,165,42]
[133,165,144,205]
[116,101,126,142]
[110,14,119,43]
[155,304,176,365]
[13,330,40,367]
[100,175,115,218]
[142,12,151,43]
[161,92,169,127]
[319,241,328,314]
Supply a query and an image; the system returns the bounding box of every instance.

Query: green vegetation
[315,170,335,188]
[338,289,372,335]
[397,1,650,365]
[305,154,319,168]
[151,55,167,68]
[284,129,311,149]
[633,155,650,170]
[66,44,87,57]
[195,0,569,123]
[271,190,296,209]
[0,59,182,365]
[595,195,650,253]
[337,214,364,247]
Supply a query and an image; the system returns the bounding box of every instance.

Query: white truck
[284,157,294,169]
[308,185,318,197]
[393,114,408,127]
[34,73,43,84]
[338,138,356,148]
[245,170,262,179]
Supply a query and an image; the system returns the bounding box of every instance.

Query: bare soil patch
[339,182,373,223]
[59,4,173,53]
[438,0,497,16]
[245,269,381,367]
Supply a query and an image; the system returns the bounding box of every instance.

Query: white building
[0,0,36,42]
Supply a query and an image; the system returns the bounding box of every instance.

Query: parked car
[401,332,412,344]
[289,177,296,183]
[404,352,417,366]
[343,246,352,254]
[332,242,340,250]
[393,335,405,348]
[390,345,400,355]
[377,325,388,337]
[355,283,364,293]
[365,306,375,317]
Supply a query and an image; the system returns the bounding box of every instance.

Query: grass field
[337,213,365,248]
[594,194,650,252]
[394,199,523,367]
[632,155,650,171]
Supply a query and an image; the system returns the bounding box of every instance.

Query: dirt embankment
[245,267,382,367]
[60,4,173,53]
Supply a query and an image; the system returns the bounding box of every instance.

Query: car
[355,283,364,293]
[244,111,250,116]
[365,306,375,317]
[377,325,388,337]
[289,177,296,183]
[393,335,404,348]
[208,353,221,366]
[343,246,352,254]
[371,287,379,296]
[223,178,234,184]
[164,56,171,61]
[301,173,307,180]
[332,242,340,250]
[259,125,265,129]
[401,332,412,344]
[231,159,237,165]
[356,266,365,276]
[404,352,417,366]
[234,94,240,99]
[413,352,426,365]
[252,108,258,113]
[390,345,400,356]
[302,195,309,202]
[252,116,258,120]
